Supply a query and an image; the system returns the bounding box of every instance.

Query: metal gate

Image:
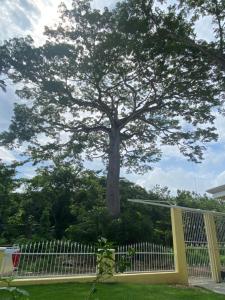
[182,210,212,283]
[128,199,225,285]
[215,215,225,275]
[182,209,225,284]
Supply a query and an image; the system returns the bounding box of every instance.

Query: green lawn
[1,283,224,300]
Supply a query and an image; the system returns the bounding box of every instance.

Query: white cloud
[213,171,225,187]
[195,16,215,42]
[30,0,66,44]
[0,0,70,42]
[20,169,36,179]
[203,146,225,167]
[125,166,215,195]
[92,0,117,10]
[214,112,225,143]
[84,157,104,171]
[0,147,16,162]
[0,0,117,43]
[160,145,184,161]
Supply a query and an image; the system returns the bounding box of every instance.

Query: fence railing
[14,241,97,278]
[182,209,213,281]
[218,243,225,271]
[215,216,225,271]
[0,241,175,278]
[116,242,174,273]
[185,242,212,280]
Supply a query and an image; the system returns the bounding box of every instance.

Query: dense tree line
[1,160,224,246]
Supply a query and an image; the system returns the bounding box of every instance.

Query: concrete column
[171,207,188,284]
[204,213,221,283]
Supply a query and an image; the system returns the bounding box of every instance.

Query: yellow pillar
[171,207,188,284]
[204,213,221,283]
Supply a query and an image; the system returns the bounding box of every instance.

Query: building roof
[206,184,225,199]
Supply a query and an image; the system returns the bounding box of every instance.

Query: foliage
[179,0,225,67]
[0,277,29,300]
[0,160,21,244]
[0,0,223,217]
[220,255,225,266]
[1,161,225,246]
[87,237,135,300]
[96,237,135,278]
[0,44,9,92]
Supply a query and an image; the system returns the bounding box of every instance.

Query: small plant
[96,238,115,282]
[87,238,135,300]
[0,277,29,300]
[116,247,136,273]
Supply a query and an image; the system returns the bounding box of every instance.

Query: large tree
[0,0,223,217]
[177,0,225,73]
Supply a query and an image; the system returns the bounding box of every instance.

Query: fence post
[171,207,188,284]
[204,213,221,283]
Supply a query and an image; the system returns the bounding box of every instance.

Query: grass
[1,282,225,300]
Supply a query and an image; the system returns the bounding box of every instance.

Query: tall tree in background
[0,0,223,217]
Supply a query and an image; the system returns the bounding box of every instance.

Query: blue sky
[0,0,225,195]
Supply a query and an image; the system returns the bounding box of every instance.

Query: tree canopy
[0,0,224,217]
[180,0,225,65]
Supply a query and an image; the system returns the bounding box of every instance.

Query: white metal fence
[215,215,225,272]
[0,240,175,278]
[182,210,212,281]
[14,241,97,278]
[116,243,174,273]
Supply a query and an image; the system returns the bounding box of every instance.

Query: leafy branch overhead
[0,0,224,216]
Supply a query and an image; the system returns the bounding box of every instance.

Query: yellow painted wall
[2,271,185,287]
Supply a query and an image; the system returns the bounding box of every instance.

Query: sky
[0,0,225,195]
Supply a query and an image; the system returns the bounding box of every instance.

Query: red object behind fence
[12,251,20,268]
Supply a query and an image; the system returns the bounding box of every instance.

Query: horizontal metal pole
[128,199,225,216]
[18,253,95,255]
[116,252,173,255]
[19,252,173,255]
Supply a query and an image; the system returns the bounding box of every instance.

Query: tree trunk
[106,128,121,218]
